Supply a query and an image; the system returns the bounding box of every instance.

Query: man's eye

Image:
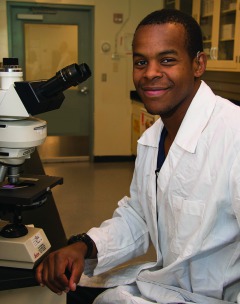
[135,59,147,67]
[161,58,176,64]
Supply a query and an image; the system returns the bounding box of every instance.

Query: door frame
[7,1,95,160]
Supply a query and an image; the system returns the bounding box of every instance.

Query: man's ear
[194,51,207,77]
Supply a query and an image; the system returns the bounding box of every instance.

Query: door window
[25,24,78,81]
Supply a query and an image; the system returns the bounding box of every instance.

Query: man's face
[132,23,199,117]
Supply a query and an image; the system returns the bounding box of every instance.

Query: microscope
[0,58,91,269]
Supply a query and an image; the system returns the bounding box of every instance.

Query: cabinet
[164,0,240,71]
[192,0,240,71]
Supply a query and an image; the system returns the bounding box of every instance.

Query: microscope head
[0,58,91,184]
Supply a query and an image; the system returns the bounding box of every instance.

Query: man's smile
[141,86,171,97]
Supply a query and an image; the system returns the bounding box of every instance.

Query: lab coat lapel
[158,81,216,193]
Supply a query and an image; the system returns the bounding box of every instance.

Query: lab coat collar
[138,119,162,148]
[138,81,216,154]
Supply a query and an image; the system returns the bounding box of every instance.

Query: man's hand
[35,242,87,294]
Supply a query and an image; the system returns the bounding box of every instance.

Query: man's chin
[143,105,161,116]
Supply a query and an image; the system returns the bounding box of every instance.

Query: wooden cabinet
[192,0,240,71]
[164,0,240,71]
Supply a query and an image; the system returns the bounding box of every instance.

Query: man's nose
[144,62,163,79]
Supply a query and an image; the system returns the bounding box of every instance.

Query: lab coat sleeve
[87,167,150,276]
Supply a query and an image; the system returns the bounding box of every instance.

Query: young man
[36,9,240,304]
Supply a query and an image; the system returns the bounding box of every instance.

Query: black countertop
[0,151,67,291]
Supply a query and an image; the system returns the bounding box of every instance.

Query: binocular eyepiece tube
[37,63,91,98]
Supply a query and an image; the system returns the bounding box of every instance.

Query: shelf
[221,9,236,15]
[220,38,234,42]
[201,13,213,18]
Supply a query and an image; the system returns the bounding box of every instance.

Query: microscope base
[0,221,51,269]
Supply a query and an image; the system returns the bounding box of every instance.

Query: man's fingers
[35,261,45,286]
[68,260,84,291]
[36,254,69,294]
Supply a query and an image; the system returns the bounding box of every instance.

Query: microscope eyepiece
[37,63,91,98]
[11,61,91,115]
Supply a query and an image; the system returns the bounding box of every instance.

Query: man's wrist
[67,233,94,259]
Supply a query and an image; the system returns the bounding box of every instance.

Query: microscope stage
[0,175,63,206]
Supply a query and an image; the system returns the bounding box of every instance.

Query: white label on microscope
[31,232,43,248]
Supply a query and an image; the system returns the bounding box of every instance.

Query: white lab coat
[83,81,240,303]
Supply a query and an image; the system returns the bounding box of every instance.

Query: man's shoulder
[215,95,240,121]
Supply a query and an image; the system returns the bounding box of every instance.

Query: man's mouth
[141,86,169,97]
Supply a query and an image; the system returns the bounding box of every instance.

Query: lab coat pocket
[170,195,205,256]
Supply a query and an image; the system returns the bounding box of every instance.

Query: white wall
[0,0,163,156]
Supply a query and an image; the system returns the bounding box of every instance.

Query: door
[7,2,94,159]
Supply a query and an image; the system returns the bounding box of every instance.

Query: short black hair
[134,9,203,60]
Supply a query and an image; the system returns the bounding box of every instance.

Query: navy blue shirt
[156,127,167,171]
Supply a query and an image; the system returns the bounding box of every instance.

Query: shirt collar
[138,119,163,148]
[138,81,216,153]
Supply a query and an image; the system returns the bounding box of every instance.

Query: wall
[0,0,163,157]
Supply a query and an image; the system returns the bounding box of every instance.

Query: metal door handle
[80,86,89,95]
